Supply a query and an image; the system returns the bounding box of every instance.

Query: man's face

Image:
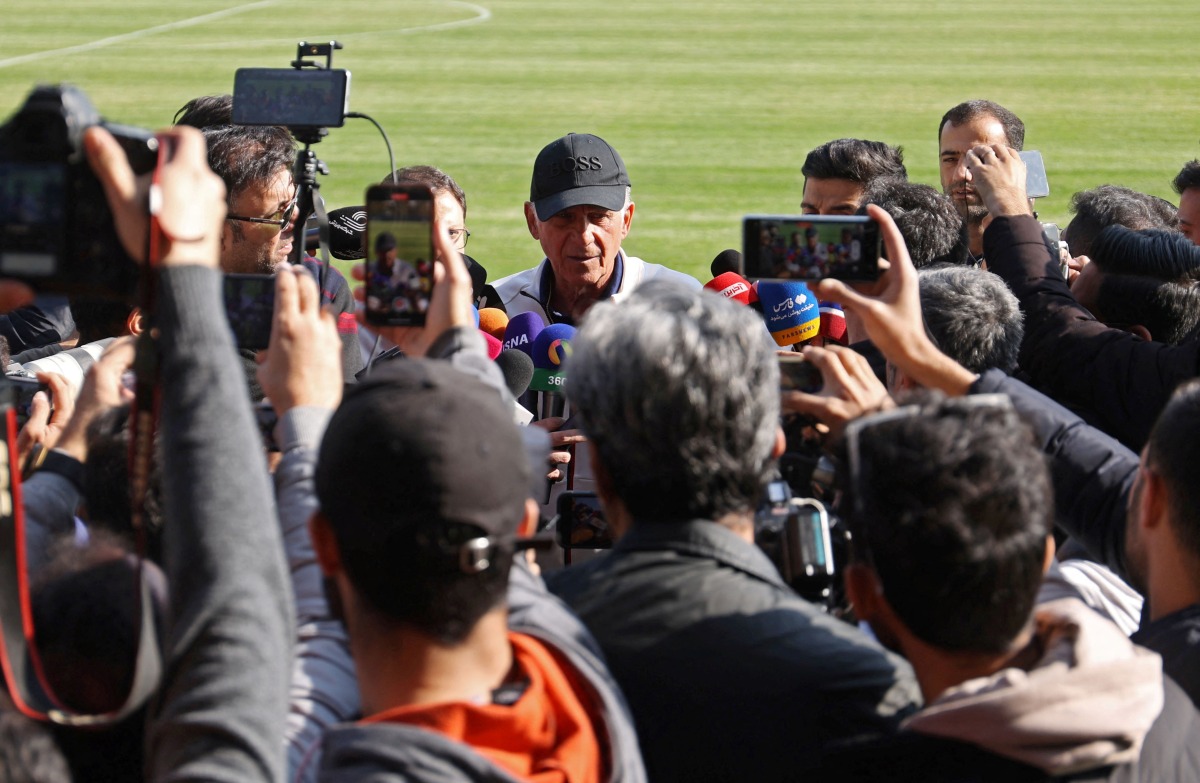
[221,168,297,275]
[939,116,1009,224]
[433,190,467,261]
[801,177,865,215]
[1071,261,1104,317]
[1179,187,1200,245]
[525,201,634,298]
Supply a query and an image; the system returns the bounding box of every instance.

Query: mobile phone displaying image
[555,491,613,553]
[1019,150,1049,200]
[365,184,434,327]
[223,273,276,351]
[743,214,882,283]
[778,354,823,394]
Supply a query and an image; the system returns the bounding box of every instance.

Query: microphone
[305,206,367,260]
[704,271,757,306]
[502,312,545,357]
[529,323,576,420]
[478,308,510,340]
[482,331,503,360]
[495,349,535,398]
[711,248,742,278]
[756,281,821,347]
[818,301,848,345]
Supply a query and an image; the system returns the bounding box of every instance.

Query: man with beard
[937,100,1025,261]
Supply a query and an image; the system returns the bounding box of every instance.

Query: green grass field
[1,0,1197,282]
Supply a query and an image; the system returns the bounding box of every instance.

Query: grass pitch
[1,0,1196,282]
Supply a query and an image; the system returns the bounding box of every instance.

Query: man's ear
[308,512,342,577]
[1139,465,1169,532]
[517,498,539,538]
[771,426,786,460]
[620,201,635,239]
[1124,324,1152,342]
[845,562,883,623]
[1042,534,1056,576]
[126,307,144,336]
[524,202,541,241]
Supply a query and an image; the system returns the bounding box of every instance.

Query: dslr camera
[0,84,157,302]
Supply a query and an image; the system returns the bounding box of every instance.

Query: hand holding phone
[365,184,435,328]
[742,214,882,282]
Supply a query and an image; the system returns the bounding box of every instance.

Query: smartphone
[222,273,276,351]
[555,491,613,555]
[231,67,350,128]
[743,214,882,282]
[778,354,822,394]
[1020,150,1049,200]
[365,184,435,327]
[7,376,46,428]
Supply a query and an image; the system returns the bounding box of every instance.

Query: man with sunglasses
[202,124,362,383]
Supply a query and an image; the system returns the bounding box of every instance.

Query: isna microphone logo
[547,338,573,366]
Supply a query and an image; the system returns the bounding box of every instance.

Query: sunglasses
[226,191,298,231]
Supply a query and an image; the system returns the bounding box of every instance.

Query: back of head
[382,165,467,217]
[801,138,907,186]
[1065,185,1179,258]
[846,395,1051,654]
[1147,380,1200,563]
[918,266,1024,373]
[66,297,134,344]
[315,360,530,644]
[173,94,233,129]
[566,280,780,523]
[1172,160,1200,195]
[1091,225,1200,344]
[860,179,968,268]
[938,99,1025,150]
[0,708,70,783]
[201,124,294,200]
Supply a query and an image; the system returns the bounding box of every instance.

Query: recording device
[555,491,613,565]
[478,307,509,340]
[1019,150,1050,200]
[305,205,366,260]
[8,375,47,427]
[757,280,821,347]
[710,248,743,277]
[755,480,836,604]
[530,323,575,420]
[232,42,350,129]
[222,274,276,351]
[364,184,434,326]
[495,349,535,398]
[0,85,157,302]
[743,215,882,282]
[704,271,756,306]
[779,353,822,394]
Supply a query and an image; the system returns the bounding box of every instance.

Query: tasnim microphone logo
[547,339,572,366]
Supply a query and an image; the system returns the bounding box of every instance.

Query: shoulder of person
[623,255,701,290]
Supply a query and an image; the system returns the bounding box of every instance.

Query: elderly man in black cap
[492,132,699,325]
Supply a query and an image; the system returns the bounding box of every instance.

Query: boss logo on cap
[548,155,603,177]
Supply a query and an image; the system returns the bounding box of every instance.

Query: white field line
[0,1,492,68]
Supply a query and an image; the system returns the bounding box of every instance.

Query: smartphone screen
[223,273,275,350]
[1019,150,1049,199]
[743,214,881,282]
[555,491,613,551]
[231,68,350,128]
[365,184,434,327]
[778,354,823,394]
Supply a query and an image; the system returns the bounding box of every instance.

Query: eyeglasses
[842,394,1017,566]
[447,228,471,249]
[226,192,298,231]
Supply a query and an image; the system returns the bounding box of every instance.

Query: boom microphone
[757,281,821,347]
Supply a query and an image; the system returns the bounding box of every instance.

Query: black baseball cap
[530,133,631,221]
[315,359,532,568]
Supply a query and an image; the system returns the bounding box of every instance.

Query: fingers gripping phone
[365,184,434,327]
[742,214,882,283]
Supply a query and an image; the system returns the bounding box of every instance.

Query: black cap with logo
[530,133,631,221]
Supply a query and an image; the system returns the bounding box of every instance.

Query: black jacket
[984,214,1200,452]
[546,519,921,783]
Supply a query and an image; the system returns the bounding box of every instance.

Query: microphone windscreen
[711,248,742,278]
[529,323,576,392]
[704,272,756,306]
[482,331,502,360]
[478,308,510,340]
[305,206,367,260]
[818,301,848,345]
[502,312,545,357]
[757,281,820,347]
[495,349,535,398]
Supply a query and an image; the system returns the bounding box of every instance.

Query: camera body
[755,480,838,605]
[0,85,156,302]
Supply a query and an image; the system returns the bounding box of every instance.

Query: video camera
[0,84,156,302]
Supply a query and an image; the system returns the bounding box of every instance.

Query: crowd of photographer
[0,82,1197,783]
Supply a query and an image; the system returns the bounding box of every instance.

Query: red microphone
[704,272,758,306]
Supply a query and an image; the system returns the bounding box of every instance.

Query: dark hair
[1147,380,1200,560]
[845,395,1052,654]
[174,94,233,129]
[801,139,907,186]
[859,179,968,267]
[66,297,134,344]
[0,708,71,783]
[201,125,294,204]
[938,100,1025,150]
[81,406,165,563]
[383,165,467,217]
[1065,185,1178,258]
[919,266,1024,373]
[1172,160,1200,195]
[1091,226,1200,345]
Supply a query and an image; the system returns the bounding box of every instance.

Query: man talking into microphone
[493,132,700,324]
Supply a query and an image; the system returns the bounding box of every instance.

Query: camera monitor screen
[232,68,350,128]
[742,214,881,282]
